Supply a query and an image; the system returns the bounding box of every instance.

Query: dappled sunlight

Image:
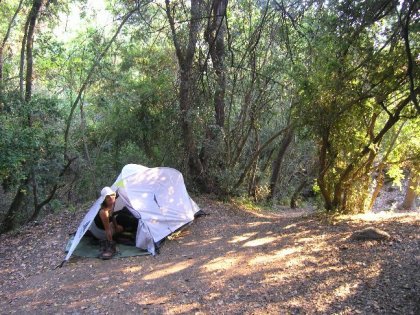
[183,236,222,246]
[306,261,383,313]
[228,232,258,243]
[332,281,362,299]
[122,265,142,274]
[282,223,298,230]
[340,211,419,222]
[285,229,314,239]
[254,260,384,315]
[245,221,273,227]
[296,237,316,243]
[8,288,39,299]
[249,247,302,266]
[2,196,418,314]
[165,302,202,314]
[202,256,240,272]
[143,260,194,281]
[243,236,277,247]
[128,293,169,308]
[284,256,306,268]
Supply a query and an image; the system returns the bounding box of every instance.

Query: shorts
[89,221,107,240]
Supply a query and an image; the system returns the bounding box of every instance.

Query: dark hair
[100,199,107,209]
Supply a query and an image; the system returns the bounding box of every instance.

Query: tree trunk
[205,0,227,128]
[290,179,307,209]
[1,178,29,233]
[19,11,31,100]
[247,129,260,199]
[318,89,418,213]
[3,0,44,232]
[25,0,43,217]
[400,170,418,210]
[24,0,43,103]
[233,126,287,191]
[64,6,138,158]
[198,0,228,189]
[368,168,385,210]
[267,126,293,200]
[368,122,405,210]
[80,97,91,162]
[165,0,209,190]
[318,132,334,211]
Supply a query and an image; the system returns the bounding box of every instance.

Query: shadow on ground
[0,197,418,314]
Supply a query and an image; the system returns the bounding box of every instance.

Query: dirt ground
[0,196,419,314]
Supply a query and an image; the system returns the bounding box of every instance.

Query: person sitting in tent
[89,187,139,259]
[89,187,122,259]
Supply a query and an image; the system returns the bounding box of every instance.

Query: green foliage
[0,92,65,190]
[0,0,418,229]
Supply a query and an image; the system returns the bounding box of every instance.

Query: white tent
[63,164,200,263]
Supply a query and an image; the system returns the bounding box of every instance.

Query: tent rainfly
[62,164,200,264]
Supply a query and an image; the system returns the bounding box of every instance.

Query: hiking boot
[99,240,107,254]
[100,240,117,260]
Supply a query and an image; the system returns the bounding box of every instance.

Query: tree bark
[290,179,307,209]
[205,0,227,128]
[400,170,418,210]
[2,0,44,232]
[165,0,209,189]
[1,178,29,233]
[233,126,287,191]
[318,132,333,211]
[267,126,294,200]
[368,122,405,210]
[28,156,76,221]
[24,0,43,219]
[24,0,43,103]
[19,11,31,100]
[400,0,419,113]
[320,88,419,213]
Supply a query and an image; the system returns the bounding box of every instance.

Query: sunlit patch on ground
[0,196,418,314]
[228,232,258,243]
[122,265,142,274]
[249,247,301,266]
[243,236,277,247]
[202,256,240,272]
[143,260,195,280]
[340,210,419,222]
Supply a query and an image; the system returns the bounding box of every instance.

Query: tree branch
[0,0,24,82]
[233,126,288,191]
[400,0,419,113]
[63,5,140,158]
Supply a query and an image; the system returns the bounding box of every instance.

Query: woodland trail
[0,196,419,314]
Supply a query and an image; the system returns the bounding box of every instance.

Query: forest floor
[0,196,419,315]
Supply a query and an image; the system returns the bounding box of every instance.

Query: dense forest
[0,0,418,232]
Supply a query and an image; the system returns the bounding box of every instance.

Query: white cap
[101,186,115,199]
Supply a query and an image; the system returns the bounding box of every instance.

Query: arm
[99,209,113,241]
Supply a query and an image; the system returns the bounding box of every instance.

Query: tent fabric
[65,235,150,258]
[63,164,199,262]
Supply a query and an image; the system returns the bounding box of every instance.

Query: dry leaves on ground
[0,196,419,314]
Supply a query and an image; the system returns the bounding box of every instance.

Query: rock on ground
[350,227,391,241]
